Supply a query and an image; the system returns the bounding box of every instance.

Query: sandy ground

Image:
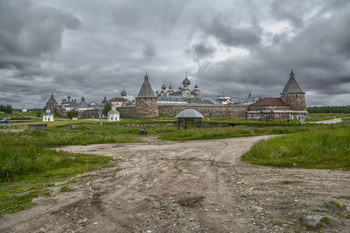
[1,135,350,233]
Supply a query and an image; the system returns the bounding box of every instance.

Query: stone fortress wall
[116,104,248,118]
[158,104,248,117]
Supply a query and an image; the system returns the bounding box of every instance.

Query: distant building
[46,94,59,112]
[234,92,260,105]
[135,74,159,118]
[156,72,201,99]
[108,97,127,107]
[107,106,120,122]
[76,97,93,112]
[246,70,308,121]
[216,93,232,105]
[60,96,78,111]
[44,69,307,120]
[43,110,54,122]
[102,97,108,105]
[22,105,27,113]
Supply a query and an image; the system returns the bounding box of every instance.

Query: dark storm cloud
[0,0,349,108]
[143,44,156,59]
[270,0,305,27]
[195,0,350,105]
[202,18,262,48]
[192,43,216,62]
[0,0,81,70]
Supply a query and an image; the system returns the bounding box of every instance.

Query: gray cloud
[192,43,216,62]
[0,0,349,109]
[202,17,262,48]
[0,0,80,70]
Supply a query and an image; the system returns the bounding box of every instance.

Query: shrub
[67,111,79,119]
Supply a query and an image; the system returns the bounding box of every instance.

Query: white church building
[107,106,120,122]
[43,110,54,122]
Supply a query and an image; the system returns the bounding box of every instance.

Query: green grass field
[242,123,350,170]
[306,113,350,121]
[157,125,312,141]
[0,125,146,217]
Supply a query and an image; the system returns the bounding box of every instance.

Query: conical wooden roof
[47,93,58,105]
[281,70,305,94]
[137,74,156,98]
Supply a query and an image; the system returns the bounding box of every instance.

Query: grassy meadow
[306,112,350,121]
[158,125,311,141]
[242,121,350,170]
[0,125,145,217]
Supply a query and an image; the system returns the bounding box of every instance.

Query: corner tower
[280,70,306,111]
[135,74,159,118]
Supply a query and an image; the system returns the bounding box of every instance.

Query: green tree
[36,111,41,117]
[102,103,112,116]
[6,105,13,114]
[67,111,79,119]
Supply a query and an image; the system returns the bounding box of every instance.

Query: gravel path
[312,118,342,124]
[1,135,349,232]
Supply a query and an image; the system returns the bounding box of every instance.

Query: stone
[324,215,342,228]
[303,215,342,228]
[321,204,340,211]
[302,215,324,228]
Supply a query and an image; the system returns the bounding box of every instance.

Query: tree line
[0,104,13,114]
[308,106,350,113]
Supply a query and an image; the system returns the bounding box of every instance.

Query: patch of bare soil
[1,135,350,232]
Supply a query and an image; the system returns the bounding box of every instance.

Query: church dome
[121,89,127,97]
[182,72,191,86]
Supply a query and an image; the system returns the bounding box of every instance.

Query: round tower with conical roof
[280,70,307,111]
[135,74,159,118]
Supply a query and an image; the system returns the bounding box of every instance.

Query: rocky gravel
[1,135,350,232]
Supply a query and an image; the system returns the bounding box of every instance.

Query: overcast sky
[0,0,349,109]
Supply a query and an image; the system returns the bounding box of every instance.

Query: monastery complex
[46,70,308,121]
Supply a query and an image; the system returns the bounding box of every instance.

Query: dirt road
[1,135,350,232]
[313,118,342,124]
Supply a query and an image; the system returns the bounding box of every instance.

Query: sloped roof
[108,110,120,115]
[77,98,90,108]
[47,94,58,105]
[176,108,204,118]
[137,74,156,98]
[281,70,305,94]
[108,97,127,102]
[250,98,288,106]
